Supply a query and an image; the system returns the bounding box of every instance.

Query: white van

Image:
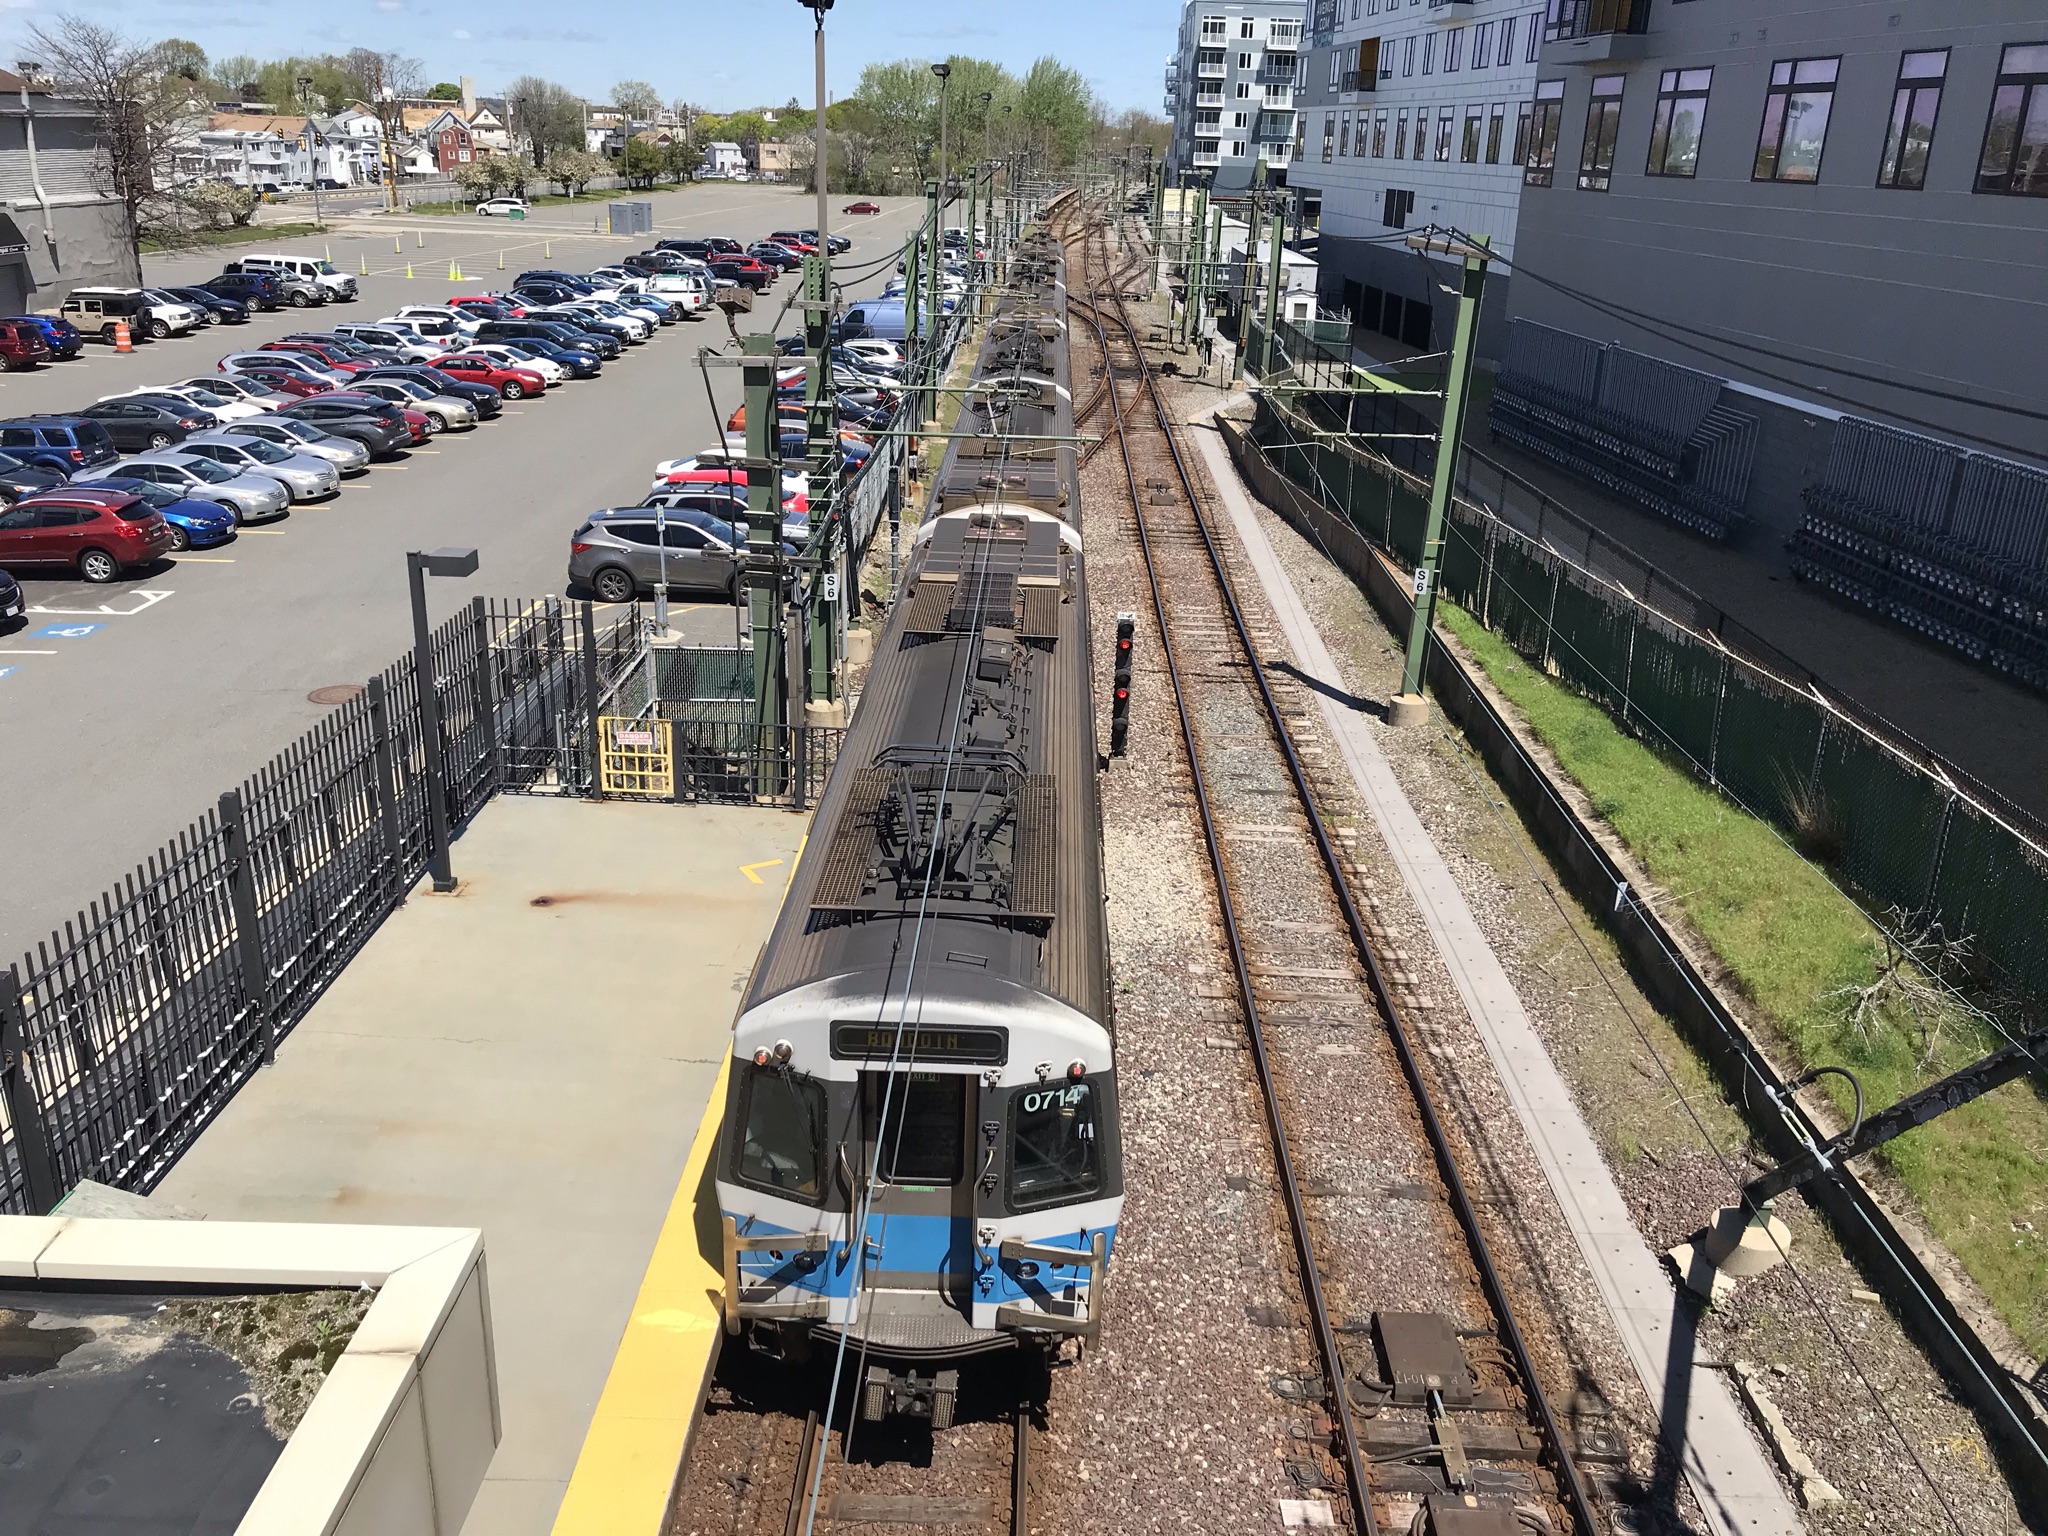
[229,254,358,303]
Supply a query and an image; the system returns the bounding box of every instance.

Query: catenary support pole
[744,331,787,796]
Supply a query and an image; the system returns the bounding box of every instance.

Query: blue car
[164,286,250,325]
[90,476,237,551]
[7,314,84,359]
[497,336,601,378]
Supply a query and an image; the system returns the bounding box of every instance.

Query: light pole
[407,546,480,892]
[297,77,324,227]
[931,62,951,221]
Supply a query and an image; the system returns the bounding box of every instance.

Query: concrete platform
[152,793,807,1536]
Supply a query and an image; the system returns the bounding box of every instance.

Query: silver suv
[569,508,751,604]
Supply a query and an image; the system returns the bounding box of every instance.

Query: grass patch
[405,189,646,217]
[140,221,324,254]
[1440,601,2048,1356]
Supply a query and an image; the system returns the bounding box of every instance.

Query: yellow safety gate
[597,715,674,797]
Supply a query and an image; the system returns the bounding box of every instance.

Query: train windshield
[1009,1083,1102,1210]
[869,1073,966,1185]
[738,1065,827,1199]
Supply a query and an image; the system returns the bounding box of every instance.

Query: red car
[262,340,372,374]
[449,295,528,319]
[0,484,174,583]
[430,352,547,398]
[843,201,882,215]
[230,366,328,398]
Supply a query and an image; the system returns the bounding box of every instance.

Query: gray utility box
[607,201,654,236]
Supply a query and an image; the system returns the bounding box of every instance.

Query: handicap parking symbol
[31,622,104,639]
[0,666,16,682]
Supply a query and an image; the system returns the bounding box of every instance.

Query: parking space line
[0,649,57,655]
[175,556,235,563]
[238,527,288,534]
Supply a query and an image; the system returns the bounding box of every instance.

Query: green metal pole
[905,221,921,361]
[923,176,941,417]
[1150,163,1164,297]
[804,251,838,709]
[1206,203,1223,364]
[1260,207,1285,379]
[744,331,787,792]
[1394,237,1490,725]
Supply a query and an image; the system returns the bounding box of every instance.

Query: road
[0,184,927,950]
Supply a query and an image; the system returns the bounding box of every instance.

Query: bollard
[545,240,551,259]
[112,319,132,353]
[406,262,414,279]
[448,261,459,280]
[415,229,424,247]
[359,254,368,275]
[394,235,402,253]
[497,250,504,270]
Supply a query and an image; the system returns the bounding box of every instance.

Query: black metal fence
[0,596,648,1216]
[1247,392,2048,1009]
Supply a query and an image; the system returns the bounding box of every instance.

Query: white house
[700,140,745,178]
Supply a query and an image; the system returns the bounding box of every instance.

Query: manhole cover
[307,684,365,706]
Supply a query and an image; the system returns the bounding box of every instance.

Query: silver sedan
[349,378,476,432]
[218,415,372,475]
[177,434,342,501]
[95,453,291,522]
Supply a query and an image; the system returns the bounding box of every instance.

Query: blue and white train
[716,219,1118,1427]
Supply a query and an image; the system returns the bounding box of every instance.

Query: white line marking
[26,588,173,617]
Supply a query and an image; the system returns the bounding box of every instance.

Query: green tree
[151,38,208,83]
[507,75,586,167]
[611,80,660,122]
[620,136,663,189]
[427,81,462,101]
[542,148,606,196]
[1016,57,1097,170]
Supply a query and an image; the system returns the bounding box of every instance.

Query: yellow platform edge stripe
[550,1053,730,1536]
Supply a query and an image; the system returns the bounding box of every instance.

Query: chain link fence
[1246,389,2048,1009]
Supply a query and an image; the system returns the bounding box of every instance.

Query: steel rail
[1080,210,1604,1536]
[1061,205,1380,1536]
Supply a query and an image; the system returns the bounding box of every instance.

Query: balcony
[1256,57,1296,84]
[1196,52,1227,79]
[1542,0,1651,61]
[1192,145,1222,167]
[1269,21,1302,45]
[1262,85,1294,107]
[1197,87,1224,105]
[1339,70,1372,94]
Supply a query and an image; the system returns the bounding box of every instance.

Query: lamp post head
[797,0,832,10]
[413,546,480,579]
[931,62,951,82]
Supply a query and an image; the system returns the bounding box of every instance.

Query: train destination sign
[830,1023,1009,1065]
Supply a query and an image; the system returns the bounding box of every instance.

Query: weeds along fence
[1244,387,2048,1009]
[0,596,652,1217]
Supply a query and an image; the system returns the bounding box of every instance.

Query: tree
[213,54,261,95]
[152,39,208,83]
[542,148,605,196]
[506,75,585,167]
[26,16,185,242]
[427,82,462,102]
[620,137,663,189]
[339,48,423,106]
[182,181,259,229]
[611,80,660,123]
[1016,56,1096,170]
[450,158,501,203]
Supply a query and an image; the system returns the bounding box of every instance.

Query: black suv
[356,364,504,419]
[200,272,286,311]
[77,396,219,451]
[277,396,411,457]
[0,417,121,474]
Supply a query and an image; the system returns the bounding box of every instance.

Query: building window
[1435,107,1455,160]
[1339,110,1352,155]
[1238,82,1252,98]
[1422,32,1435,75]
[1241,18,1256,38]
[1486,101,1507,162]
[1975,43,2048,195]
[1383,187,1414,227]
[1394,107,1410,158]
[1496,15,1516,67]
[1239,52,1254,69]
[1323,112,1336,160]
[1514,100,1533,163]
[1647,67,1713,178]
[1471,22,1492,70]
[1878,50,1946,189]
[1197,111,1222,130]
[1462,106,1483,161]
[1373,108,1389,156]
[1201,15,1226,40]
[1232,140,1247,157]
[1331,50,1343,88]
[1236,111,1250,128]
[1578,74,1624,190]
[1526,80,1565,186]
[1403,36,1416,77]
[1446,27,1464,73]
[1754,57,1840,182]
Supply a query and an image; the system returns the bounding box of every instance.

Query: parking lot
[0,184,925,944]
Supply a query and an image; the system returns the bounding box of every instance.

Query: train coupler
[861,1365,960,1430]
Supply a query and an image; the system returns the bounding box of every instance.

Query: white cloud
[375,0,402,10]
[452,27,470,38]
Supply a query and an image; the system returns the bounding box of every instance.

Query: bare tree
[339,48,423,105]
[505,75,585,168]
[611,79,660,123]
[25,16,191,242]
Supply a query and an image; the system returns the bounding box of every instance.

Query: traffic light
[1110,612,1136,757]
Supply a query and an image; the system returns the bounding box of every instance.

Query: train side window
[1009,1083,1102,1210]
[737,1065,828,1200]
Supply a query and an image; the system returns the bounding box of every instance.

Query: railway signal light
[1110,612,1136,757]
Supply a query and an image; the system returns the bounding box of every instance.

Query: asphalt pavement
[0,184,926,949]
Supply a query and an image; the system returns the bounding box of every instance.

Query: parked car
[0,484,174,581]
[224,254,357,304]
[174,373,292,409]
[122,289,208,338]
[347,378,477,432]
[476,197,528,217]
[59,289,154,344]
[706,259,773,293]
[107,382,266,422]
[429,352,548,398]
[392,304,484,338]
[642,484,810,546]
[261,339,374,375]
[0,417,121,475]
[6,314,84,359]
[77,396,218,451]
[277,394,414,456]
[287,332,404,366]
[491,335,600,378]
[842,201,881,215]
[747,242,804,271]
[354,364,503,419]
[373,313,469,347]
[327,321,443,362]
[474,318,620,360]
[457,342,566,384]
[220,351,350,388]
[98,452,290,521]
[0,318,51,370]
[0,565,20,624]
[0,450,66,502]
[198,273,286,311]
[228,365,330,399]
[158,286,248,325]
[178,432,342,499]
[214,415,372,474]
[82,476,238,551]
[569,506,762,604]
[768,230,818,253]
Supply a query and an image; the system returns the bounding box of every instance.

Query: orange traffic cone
[112,319,132,353]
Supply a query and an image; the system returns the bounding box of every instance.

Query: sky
[25,0,1182,114]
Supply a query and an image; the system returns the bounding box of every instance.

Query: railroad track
[1058,198,1608,1536]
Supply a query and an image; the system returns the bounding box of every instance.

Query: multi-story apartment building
[1164,0,1306,192]
[1509,0,2048,464]
[1293,0,1549,352]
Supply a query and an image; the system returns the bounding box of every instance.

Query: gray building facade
[0,73,139,315]
[1509,0,2048,466]
[1294,0,1547,354]
[1164,0,1307,193]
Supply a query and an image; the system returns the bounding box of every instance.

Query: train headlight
[1067,1059,1087,1081]
[753,1047,771,1066]
[751,1040,795,1067]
